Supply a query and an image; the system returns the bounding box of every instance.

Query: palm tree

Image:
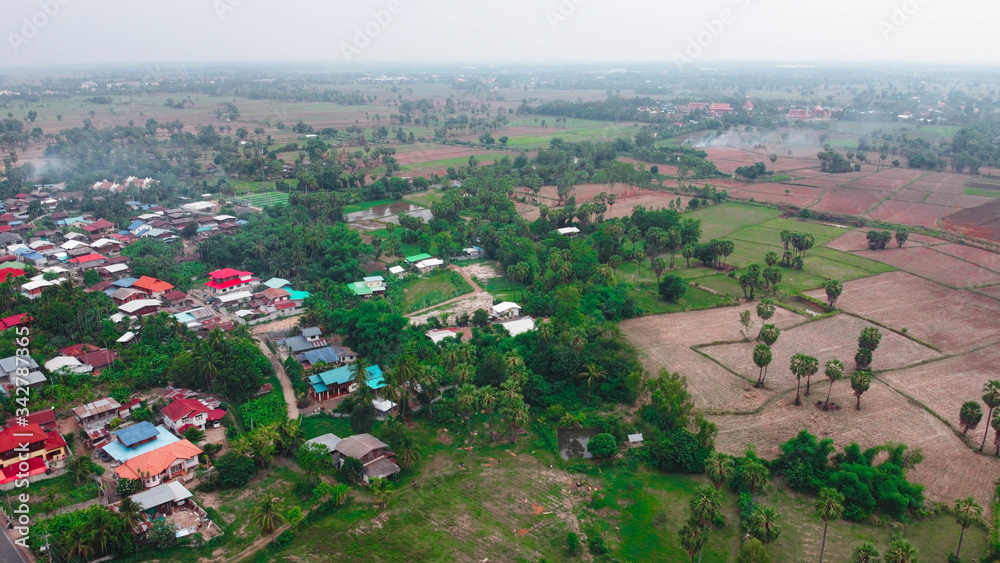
[689,486,723,562]
[350,357,371,390]
[953,497,983,559]
[747,505,781,545]
[851,542,880,563]
[370,477,393,508]
[980,380,1000,451]
[577,364,607,391]
[397,443,420,470]
[851,370,873,410]
[88,507,115,555]
[66,525,95,560]
[959,401,983,436]
[452,363,474,386]
[823,359,845,409]
[251,495,286,545]
[992,414,1000,455]
[479,386,498,440]
[741,461,769,503]
[759,324,780,348]
[678,520,707,563]
[456,383,479,436]
[66,455,94,484]
[752,344,771,388]
[824,279,843,307]
[790,353,818,405]
[884,538,919,563]
[117,497,145,532]
[704,452,734,490]
[815,487,844,563]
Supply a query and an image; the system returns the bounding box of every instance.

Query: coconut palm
[851,542,881,563]
[980,380,1000,451]
[954,497,983,559]
[884,538,918,563]
[452,363,474,386]
[752,344,772,388]
[678,520,708,563]
[66,525,95,560]
[823,359,845,409]
[117,497,145,532]
[350,357,372,390]
[370,477,393,508]
[577,364,607,390]
[959,401,983,436]
[704,452,735,490]
[815,487,845,563]
[251,495,286,545]
[88,507,116,554]
[396,443,420,470]
[747,505,781,544]
[66,455,94,484]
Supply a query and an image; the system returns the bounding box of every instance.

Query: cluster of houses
[0,410,68,485]
[348,252,448,299]
[306,432,400,483]
[0,338,122,394]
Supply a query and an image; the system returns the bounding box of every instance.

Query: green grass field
[401,154,508,172]
[402,270,471,312]
[236,191,289,208]
[966,186,1000,198]
[402,190,445,208]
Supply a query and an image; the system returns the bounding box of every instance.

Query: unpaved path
[254,337,299,420]
[405,264,485,318]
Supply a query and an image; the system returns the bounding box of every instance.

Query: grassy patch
[402,190,444,208]
[301,413,362,439]
[687,203,783,240]
[235,191,289,208]
[343,198,397,214]
[632,284,732,315]
[23,472,101,512]
[965,186,1000,198]
[402,270,473,312]
[482,276,526,303]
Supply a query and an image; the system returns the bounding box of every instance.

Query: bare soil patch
[853,245,1000,288]
[620,306,804,412]
[803,271,1000,354]
[866,200,960,229]
[707,380,1000,506]
[812,187,885,215]
[701,314,940,390]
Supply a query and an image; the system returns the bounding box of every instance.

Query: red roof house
[205,268,255,294]
[161,397,212,432]
[81,219,115,233]
[0,313,31,331]
[132,276,174,296]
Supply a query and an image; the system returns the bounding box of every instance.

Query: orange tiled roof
[132,276,174,293]
[114,439,202,480]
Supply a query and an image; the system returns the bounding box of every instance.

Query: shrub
[214,453,257,489]
[587,433,618,459]
[116,477,142,497]
[658,274,687,303]
[566,532,580,555]
[587,535,608,556]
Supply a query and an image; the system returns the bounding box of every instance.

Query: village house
[279,327,327,353]
[44,355,92,375]
[331,433,401,483]
[102,422,181,463]
[114,439,203,489]
[81,218,115,235]
[556,227,580,237]
[347,276,386,298]
[160,397,214,433]
[118,298,162,317]
[0,312,30,332]
[308,364,385,402]
[0,423,67,482]
[205,268,256,294]
[490,302,522,319]
[4,409,57,433]
[73,397,126,429]
[133,275,174,298]
[112,287,147,305]
[69,252,108,271]
[413,258,444,274]
[0,355,42,387]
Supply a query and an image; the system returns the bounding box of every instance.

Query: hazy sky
[0,0,995,68]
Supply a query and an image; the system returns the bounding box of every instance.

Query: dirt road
[405,264,485,318]
[254,337,299,420]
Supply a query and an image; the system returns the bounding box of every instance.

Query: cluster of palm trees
[698,452,779,560]
[750,319,876,411]
[958,379,1000,454]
